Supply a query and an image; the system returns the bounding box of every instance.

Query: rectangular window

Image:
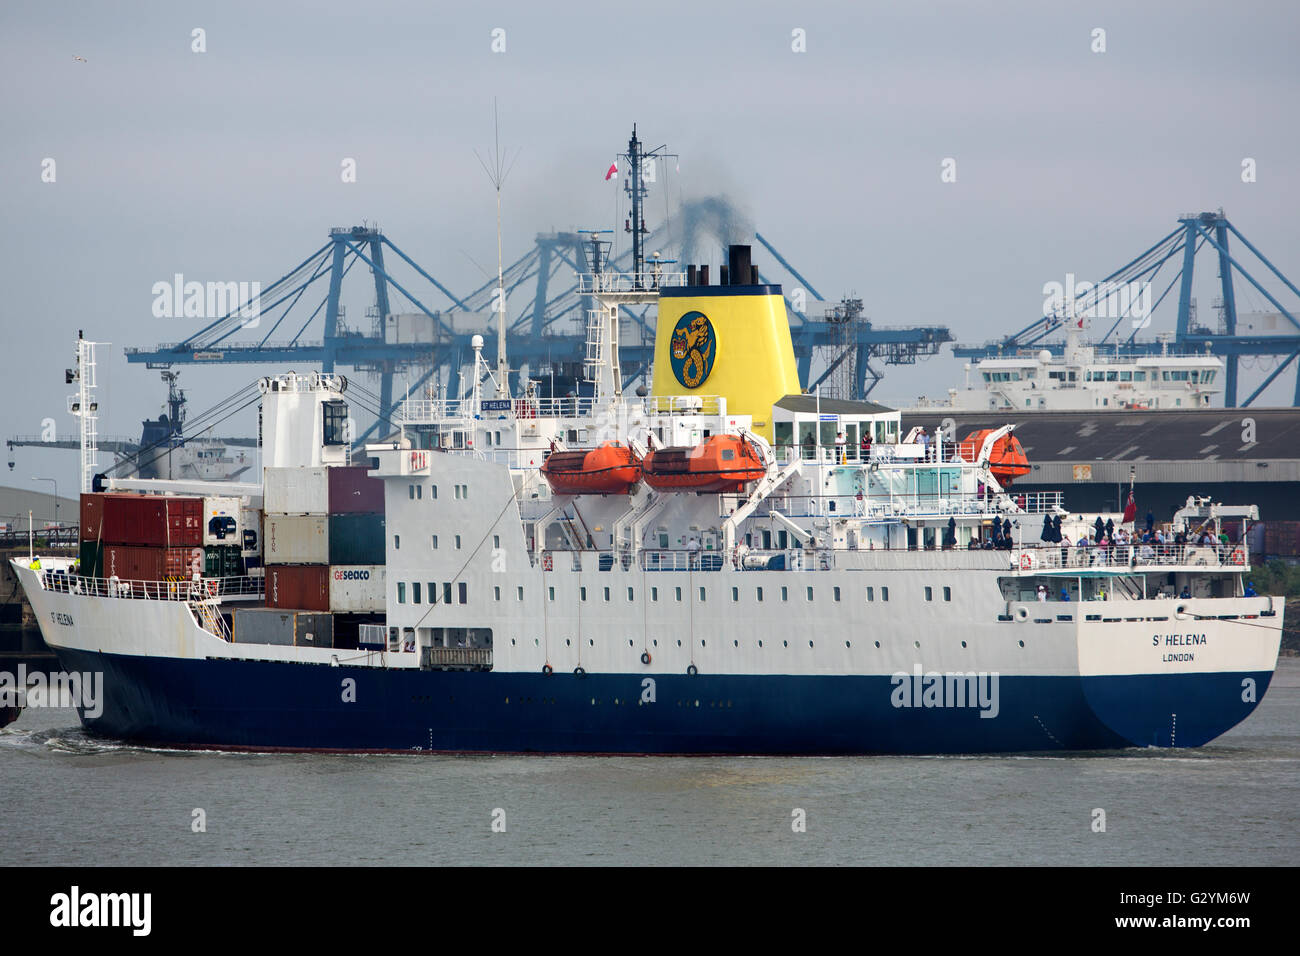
[925,586,933,601]
[444,583,452,606]
[516,586,523,601]
[493,534,500,550]
[413,582,422,604]
[603,587,611,602]
[806,586,814,602]
[494,586,501,601]
[397,582,406,604]
[431,485,438,499]
[394,535,400,549]
[781,586,788,602]
[651,587,659,602]
[699,587,706,602]
[548,586,555,602]
[408,484,415,500]
[322,400,348,445]
[943,586,952,602]
[627,587,634,602]
[431,535,438,549]
[833,586,841,602]
[756,586,764,602]
[455,535,462,549]
[428,583,435,604]
[674,587,682,602]
[581,587,587,601]
[416,485,422,500]
[866,586,874,602]
[732,587,739,602]
[882,586,890,602]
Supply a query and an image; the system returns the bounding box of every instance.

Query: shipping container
[103,544,204,580]
[264,514,329,564]
[240,506,262,556]
[78,540,103,577]
[203,496,243,546]
[264,466,329,515]
[328,465,385,514]
[266,564,330,611]
[96,493,203,547]
[1263,520,1300,558]
[233,608,333,647]
[328,565,386,612]
[79,493,106,542]
[328,513,385,565]
[204,545,244,578]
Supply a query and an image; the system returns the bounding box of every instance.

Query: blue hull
[54,648,1272,754]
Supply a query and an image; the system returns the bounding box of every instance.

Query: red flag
[604,162,618,181]
[1122,490,1137,524]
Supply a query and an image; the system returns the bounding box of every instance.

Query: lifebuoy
[1230,548,1244,565]
[687,664,698,676]
[1019,553,1032,571]
[542,664,553,675]
[640,651,652,665]
[574,666,586,677]
[542,553,553,571]
[1013,604,1029,622]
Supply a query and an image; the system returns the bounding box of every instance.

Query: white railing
[577,272,686,294]
[395,393,731,426]
[40,572,264,602]
[1012,543,1247,573]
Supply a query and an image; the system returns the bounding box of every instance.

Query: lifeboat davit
[541,441,641,495]
[958,429,1031,486]
[641,435,766,493]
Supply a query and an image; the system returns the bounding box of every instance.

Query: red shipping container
[101,494,203,547]
[80,493,106,541]
[266,564,330,611]
[327,466,385,515]
[103,544,204,580]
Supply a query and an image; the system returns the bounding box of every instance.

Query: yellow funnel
[652,284,801,439]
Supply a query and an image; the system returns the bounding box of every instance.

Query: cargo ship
[10,141,1285,755]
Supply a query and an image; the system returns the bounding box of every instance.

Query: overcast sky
[3,0,1299,498]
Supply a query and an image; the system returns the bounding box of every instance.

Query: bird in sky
[72,55,87,63]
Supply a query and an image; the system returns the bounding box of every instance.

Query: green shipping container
[204,545,244,578]
[78,540,103,577]
[328,513,386,566]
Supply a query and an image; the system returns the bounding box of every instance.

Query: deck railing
[1013,542,1246,572]
[39,571,264,602]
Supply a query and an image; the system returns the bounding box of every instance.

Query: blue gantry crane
[953,210,1300,407]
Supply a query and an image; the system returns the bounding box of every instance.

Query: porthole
[1018,640,1025,648]
[809,640,814,648]
[733,640,738,647]
[874,641,880,648]
[961,640,967,648]
[783,640,788,647]
[914,640,920,648]
[845,641,851,648]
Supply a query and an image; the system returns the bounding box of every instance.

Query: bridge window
[459,583,467,604]
[322,400,348,446]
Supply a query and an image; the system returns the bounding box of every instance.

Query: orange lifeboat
[957,429,1030,486]
[541,441,641,495]
[641,435,766,493]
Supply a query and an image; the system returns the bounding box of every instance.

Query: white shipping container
[264,514,329,564]
[203,495,243,547]
[240,506,262,556]
[328,565,386,612]
[264,466,329,515]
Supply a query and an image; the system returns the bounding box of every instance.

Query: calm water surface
[2,659,1297,866]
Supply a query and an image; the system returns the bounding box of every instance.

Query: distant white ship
[905,323,1223,413]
